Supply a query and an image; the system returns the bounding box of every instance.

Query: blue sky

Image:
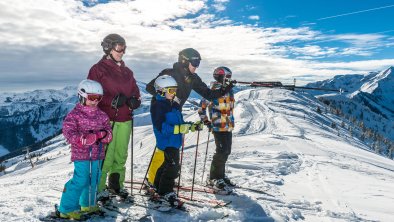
[0,0,393,92]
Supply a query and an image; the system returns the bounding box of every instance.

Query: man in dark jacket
[145,48,234,186]
[146,48,234,109]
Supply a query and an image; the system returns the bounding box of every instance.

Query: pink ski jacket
[63,103,112,161]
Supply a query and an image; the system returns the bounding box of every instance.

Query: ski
[125,180,230,195]
[177,193,231,208]
[233,185,274,197]
[39,204,108,221]
[125,184,231,208]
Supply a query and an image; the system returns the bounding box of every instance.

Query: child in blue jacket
[150,75,201,207]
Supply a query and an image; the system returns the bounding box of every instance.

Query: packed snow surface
[0,88,393,221]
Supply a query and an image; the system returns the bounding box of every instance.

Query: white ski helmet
[77,79,103,104]
[154,75,178,92]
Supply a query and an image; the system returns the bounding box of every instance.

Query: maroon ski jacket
[88,56,140,122]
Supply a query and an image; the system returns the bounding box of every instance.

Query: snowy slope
[0,88,393,221]
[305,66,394,147]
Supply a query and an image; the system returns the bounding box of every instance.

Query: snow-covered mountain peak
[360,66,393,94]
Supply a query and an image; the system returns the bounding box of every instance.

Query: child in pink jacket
[57,80,112,220]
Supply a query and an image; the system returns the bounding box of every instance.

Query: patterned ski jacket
[88,56,140,122]
[198,81,235,132]
[63,104,113,161]
[151,95,184,150]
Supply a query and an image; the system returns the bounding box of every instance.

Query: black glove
[111,93,127,109]
[127,96,141,109]
[221,82,234,95]
[203,119,211,125]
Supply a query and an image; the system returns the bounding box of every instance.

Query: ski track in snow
[1,88,393,221]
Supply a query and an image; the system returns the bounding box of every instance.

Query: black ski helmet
[213,66,232,83]
[101,34,126,55]
[178,48,201,68]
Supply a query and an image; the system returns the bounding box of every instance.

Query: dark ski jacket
[88,56,140,122]
[146,62,224,109]
[151,95,184,150]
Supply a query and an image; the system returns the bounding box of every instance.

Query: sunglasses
[87,94,103,102]
[113,44,126,53]
[189,59,200,68]
[165,87,177,95]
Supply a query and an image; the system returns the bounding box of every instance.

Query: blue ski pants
[58,160,101,213]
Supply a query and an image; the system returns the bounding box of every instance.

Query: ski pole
[191,130,200,200]
[201,129,211,185]
[94,142,103,204]
[130,119,134,196]
[177,134,185,196]
[88,145,92,208]
[139,146,156,193]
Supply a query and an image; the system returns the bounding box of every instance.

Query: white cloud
[248,15,260,20]
[0,0,392,91]
[212,0,229,12]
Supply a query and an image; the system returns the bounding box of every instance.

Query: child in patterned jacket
[198,67,235,193]
[57,80,112,220]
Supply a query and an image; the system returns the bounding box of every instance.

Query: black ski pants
[154,147,180,195]
[210,132,232,180]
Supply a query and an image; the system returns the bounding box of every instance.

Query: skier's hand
[203,119,211,126]
[173,96,181,105]
[127,96,141,109]
[79,133,97,146]
[97,130,112,144]
[111,93,127,109]
[221,82,234,95]
[173,123,191,134]
[96,130,108,139]
[190,121,203,132]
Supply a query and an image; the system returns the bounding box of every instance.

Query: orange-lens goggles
[166,88,177,95]
[87,94,103,101]
[113,44,126,53]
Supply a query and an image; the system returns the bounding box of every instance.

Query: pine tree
[316,106,322,114]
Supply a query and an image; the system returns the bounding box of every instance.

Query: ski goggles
[189,59,200,68]
[165,87,177,95]
[86,94,103,102]
[113,44,126,53]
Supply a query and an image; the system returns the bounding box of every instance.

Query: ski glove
[173,96,181,105]
[173,123,191,134]
[221,82,234,95]
[190,121,204,132]
[127,96,141,110]
[203,119,213,131]
[96,130,112,144]
[111,93,128,109]
[79,133,97,146]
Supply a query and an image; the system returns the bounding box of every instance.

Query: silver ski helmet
[77,79,103,104]
[154,75,178,93]
[213,66,232,83]
[178,48,201,68]
[101,34,126,55]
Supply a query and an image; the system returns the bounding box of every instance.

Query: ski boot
[208,179,233,194]
[143,180,157,196]
[162,192,184,209]
[224,176,236,187]
[81,205,101,214]
[97,189,110,202]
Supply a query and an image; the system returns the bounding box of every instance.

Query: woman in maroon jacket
[88,34,140,201]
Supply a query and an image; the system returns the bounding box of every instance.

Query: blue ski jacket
[151,95,184,150]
